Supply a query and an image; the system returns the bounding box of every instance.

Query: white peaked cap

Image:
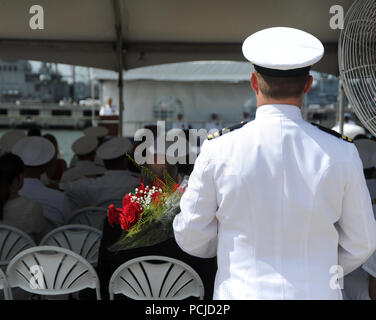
[83,126,109,138]
[12,136,55,166]
[0,130,26,152]
[96,137,133,160]
[354,139,376,169]
[72,135,98,156]
[242,27,324,73]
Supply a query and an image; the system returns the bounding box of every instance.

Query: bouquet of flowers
[106,160,188,252]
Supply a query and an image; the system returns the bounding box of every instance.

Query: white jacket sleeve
[173,141,218,258]
[337,145,376,275]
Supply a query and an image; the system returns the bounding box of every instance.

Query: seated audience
[60,135,106,185]
[41,133,67,187]
[0,153,46,243]
[63,137,140,222]
[12,136,66,226]
[0,130,26,155]
[69,126,108,168]
[96,137,217,300]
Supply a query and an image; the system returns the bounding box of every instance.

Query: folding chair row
[1,247,204,300]
[0,224,102,269]
[67,206,107,231]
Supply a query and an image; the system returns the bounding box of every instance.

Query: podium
[99,116,119,136]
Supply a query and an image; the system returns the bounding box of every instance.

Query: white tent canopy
[0,0,354,135]
[92,61,253,83]
[0,0,354,75]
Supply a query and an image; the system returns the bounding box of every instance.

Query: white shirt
[1,196,46,242]
[63,170,140,222]
[173,104,376,300]
[60,160,106,184]
[205,121,221,133]
[100,103,119,116]
[172,121,190,130]
[19,178,66,226]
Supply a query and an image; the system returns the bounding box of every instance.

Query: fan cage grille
[339,0,376,137]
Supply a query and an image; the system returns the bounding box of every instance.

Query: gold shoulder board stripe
[207,120,249,140]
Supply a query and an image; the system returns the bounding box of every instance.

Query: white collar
[255,104,302,120]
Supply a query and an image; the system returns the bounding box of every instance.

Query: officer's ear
[303,75,313,94]
[250,72,259,94]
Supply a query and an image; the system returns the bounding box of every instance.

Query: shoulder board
[207,121,249,140]
[311,122,353,143]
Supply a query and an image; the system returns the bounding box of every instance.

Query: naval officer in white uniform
[173,27,376,300]
[12,136,66,226]
[63,137,140,222]
[60,135,106,185]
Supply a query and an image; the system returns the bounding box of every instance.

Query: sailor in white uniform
[63,137,140,222]
[172,113,190,130]
[0,130,26,155]
[69,126,108,168]
[173,27,376,300]
[60,135,106,185]
[205,113,221,134]
[12,136,66,226]
[99,98,119,116]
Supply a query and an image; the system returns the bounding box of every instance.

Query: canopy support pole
[338,78,345,135]
[113,0,125,137]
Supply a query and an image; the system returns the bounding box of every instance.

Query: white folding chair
[108,255,204,300]
[39,225,102,266]
[6,246,101,300]
[0,224,36,270]
[0,268,10,300]
[67,207,107,231]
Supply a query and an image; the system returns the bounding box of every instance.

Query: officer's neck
[256,96,303,109]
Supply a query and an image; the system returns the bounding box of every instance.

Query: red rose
[107,204,123,227]
[122,194,132,208]
[119,201,142,231]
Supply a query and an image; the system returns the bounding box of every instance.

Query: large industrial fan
[338,0,376,136]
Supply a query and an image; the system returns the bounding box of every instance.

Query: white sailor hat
[354,139,376,169]
[72,135,98,156]
[96,137,133,160]
[12,136,55,166]
[242,27,324,77]
[0,130,26,153]
[83,126,109,138]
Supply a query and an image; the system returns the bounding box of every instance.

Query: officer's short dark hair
[255,72,309,99]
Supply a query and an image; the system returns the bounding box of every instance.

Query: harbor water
[0,128,84,165]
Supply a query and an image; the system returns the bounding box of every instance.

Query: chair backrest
[67,207,107,231]
[0,224,36,270]
[0,268,10,300]
[39,225,102,266]
[6,246,101,299]
[108,255,204,300]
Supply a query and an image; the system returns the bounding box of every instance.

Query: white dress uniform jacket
[63,170,140,222]
[19,178,66,226]
[60,160,106,184]
[173,104,376,300]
